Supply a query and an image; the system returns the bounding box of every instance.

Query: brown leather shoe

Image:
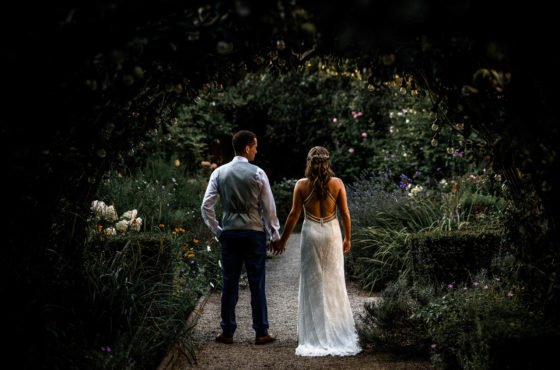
[215,333,233,344]
[255,334,276,345]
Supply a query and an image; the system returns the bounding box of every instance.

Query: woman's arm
[275,180,304,254]
[335,178,352,254]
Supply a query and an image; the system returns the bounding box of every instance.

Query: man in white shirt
[201,130,280,345]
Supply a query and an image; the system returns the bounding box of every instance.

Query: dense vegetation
[6,1,559,369]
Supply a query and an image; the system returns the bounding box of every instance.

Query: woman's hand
[271,239,286,256]
[343,238,351,255]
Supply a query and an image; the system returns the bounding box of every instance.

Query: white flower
[103,205,118,221]
[121,209,138,220]
[129,217,142,231]
[207,245,212,252]
[91,200,107,216]
[210,282,215,288]
[104,227,117,235]
[116,219,129,232]
[439,179,448,187]
[409,185,424,197]
[218,260,222,268]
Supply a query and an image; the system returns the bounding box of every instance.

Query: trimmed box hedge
[410,227,505,285]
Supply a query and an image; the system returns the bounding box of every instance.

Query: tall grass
[62,158,224,369]
[347,170,509,292]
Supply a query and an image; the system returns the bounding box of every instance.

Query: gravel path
[163,233,431,369]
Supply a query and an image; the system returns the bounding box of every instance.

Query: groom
[201,130,281,345]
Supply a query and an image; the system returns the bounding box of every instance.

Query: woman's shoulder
[329,177,344,186]
[295,178,308,189]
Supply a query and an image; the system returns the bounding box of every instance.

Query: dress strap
[303,187,337,225]
[304,211,337,225]
[303,188,315,206]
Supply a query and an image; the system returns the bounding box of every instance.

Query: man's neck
[235,154,250,161]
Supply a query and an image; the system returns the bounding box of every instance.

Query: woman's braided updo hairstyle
[305,146,335,200]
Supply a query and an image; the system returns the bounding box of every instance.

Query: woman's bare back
[299,177,342,219]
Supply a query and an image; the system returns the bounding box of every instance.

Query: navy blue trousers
[219,230,269,338]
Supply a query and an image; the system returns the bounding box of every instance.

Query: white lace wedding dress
[295,189,361,356]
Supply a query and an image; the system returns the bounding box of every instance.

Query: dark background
[3,0,559,367]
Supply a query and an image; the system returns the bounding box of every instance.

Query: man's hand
[269,239,286,256]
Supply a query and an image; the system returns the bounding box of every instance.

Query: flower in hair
[308,154,330,159]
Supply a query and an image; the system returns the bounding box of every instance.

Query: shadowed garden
[5,1,560,369]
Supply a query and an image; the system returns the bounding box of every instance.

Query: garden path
[162,233,431,369]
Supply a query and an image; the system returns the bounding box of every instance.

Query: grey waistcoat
[218,161,264,232]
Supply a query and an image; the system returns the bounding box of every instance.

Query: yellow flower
[175,159,181,166]
[187,253,195,259]
[172,231,177,235]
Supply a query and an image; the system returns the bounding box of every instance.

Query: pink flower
[451,180,455,184]
[333,118,338,123]
[348,148,355,153]
[210,163,217,169]
[361,132,367,137]
[473,282,479,286]
[463,287,468,291]
[442,296,446,299]
[483,168,487,172]
[484,285,489,289]
[508,292,514,297]
[431,344,437,349]
[447,284,453,288]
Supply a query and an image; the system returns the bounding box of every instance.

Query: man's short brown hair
[232,130,257,154]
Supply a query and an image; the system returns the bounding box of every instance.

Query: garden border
[157,286,214,370]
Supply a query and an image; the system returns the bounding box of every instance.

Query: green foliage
[409,227,505,286]
[148,58,490,184]
[358,278,433,356]
[271,178,299,228]
[50,158,224,369]
[412,272,560,369]
[44,232,198,370]
[96,157,217,230]
[347,169,509,292]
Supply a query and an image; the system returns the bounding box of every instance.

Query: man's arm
[201,169,222,238]
[258,169,281,242]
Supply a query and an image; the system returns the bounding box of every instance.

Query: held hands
[269,239,286,256]
[343,238,351,255]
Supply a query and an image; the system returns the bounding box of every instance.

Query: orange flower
[187,253,195,259]
[193,238,199,243]
[97,225,103,232]
[159,223,165,228]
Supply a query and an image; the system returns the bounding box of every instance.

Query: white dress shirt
[201,156,281,241]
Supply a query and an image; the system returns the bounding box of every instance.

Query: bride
[272,146,361,356]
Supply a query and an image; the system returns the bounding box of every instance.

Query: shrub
[409,227,505,286]
[271,178,299,229]
[358,278,433,357]
[413,272,560,369]
[44,232,198,370]
[350,192,445,291]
